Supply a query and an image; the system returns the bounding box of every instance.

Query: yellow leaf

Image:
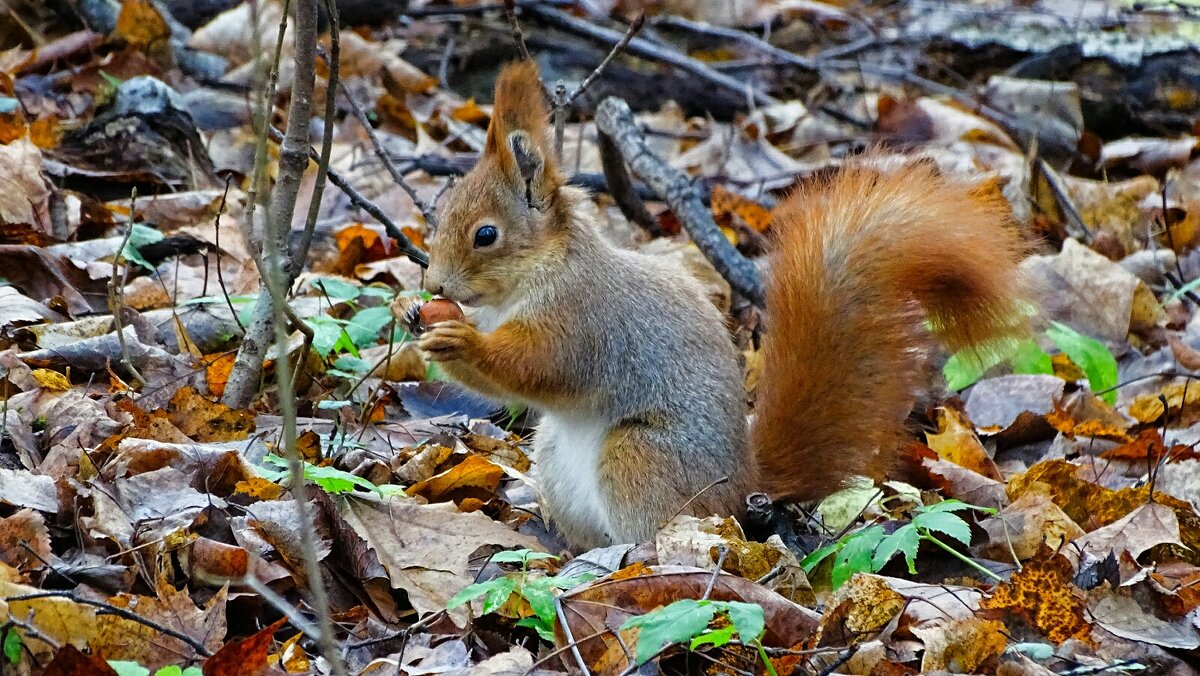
[31,368,70,391]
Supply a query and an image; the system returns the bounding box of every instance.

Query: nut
[418,298,465,327]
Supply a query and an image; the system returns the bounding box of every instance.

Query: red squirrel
[405,62,1030,550]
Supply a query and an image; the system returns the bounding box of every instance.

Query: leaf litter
[2,0,1200,673]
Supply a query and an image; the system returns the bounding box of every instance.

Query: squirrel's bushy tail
[752,161,1030,500]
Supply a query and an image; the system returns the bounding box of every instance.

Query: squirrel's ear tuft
[485,61,558,194]
[507,130,542,184]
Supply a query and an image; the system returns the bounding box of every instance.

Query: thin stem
[921,533,1002,582]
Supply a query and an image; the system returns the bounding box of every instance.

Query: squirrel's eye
[473,224,498,248]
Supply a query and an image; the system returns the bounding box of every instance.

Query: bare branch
[595,97,765,306]
[501,0,532,61]
[332,63,438,228]
[526,5,777,106]
[108,188,147,388]
[565,12,645,106]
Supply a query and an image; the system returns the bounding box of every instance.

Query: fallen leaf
[980,548,1091,645]
[202,617,285,676]
[336,494,541,618]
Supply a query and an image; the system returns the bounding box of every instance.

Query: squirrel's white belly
[534,412,614,548]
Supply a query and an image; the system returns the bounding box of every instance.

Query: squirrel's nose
[423,276,444,297]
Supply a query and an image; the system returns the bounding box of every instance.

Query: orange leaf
[710,185,773,232]
[979,548,1091,645]
[204,352,236,399]
[202,617,285,676]
[115,0,171,53]
[407,454,503,505]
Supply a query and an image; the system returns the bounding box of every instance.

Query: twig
[552,80,568,163]
[1035,157,1091,243]
[525,5,777,106]
[238,574,321,641]
[566,13,645,107]
[597,131,662,236]
[212,175,246,335]
[501,0,532,61]
[702,546,730,601]
[268,126,430,267]
[5,592,213,656]
[108,188,148,388]
[347,610,446,649]
[222,0,348,671]
[5,612,60,652]
[523,628,611,674]
[595,97,765,305]
[333,65,437,227]
[294,7,340,280]
[555,596,593,676]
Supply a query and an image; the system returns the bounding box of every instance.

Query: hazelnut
[418,298,465,327]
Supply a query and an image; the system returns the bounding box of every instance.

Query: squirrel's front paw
[418,320,480,362]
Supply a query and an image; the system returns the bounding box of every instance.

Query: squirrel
[409,62,1030,550]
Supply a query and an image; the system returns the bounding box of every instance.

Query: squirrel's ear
[507,130,543,186]
[484,62,560,203]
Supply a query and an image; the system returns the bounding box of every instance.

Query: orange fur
[752,163,1030,501]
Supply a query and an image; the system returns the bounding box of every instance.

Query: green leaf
[490,549,557,565]
[3,629,20,664]
[108,662,150,676]
[0,97,18,114]
[913,511,972,546]
[832,525,885,589]
[446,576,515,611]
[122,223,165,272]
[1047,321,1119,404]
[1010,338,1054,376]
[482,576,518,614]
[155,667,183,676]
[520,581,557,624]
[621,600,717,665]
[308,316,345,356]
[515,616,556,642]
[541,573,595,590]
[344,306,394,348]
[181,669,202,676]
[260,455,381,495]
[918,499,976,514]
[872,524,920,574]
[310,277,361,303]
[359,286,395,300]
[799,541,840,573]
[316,399,354,410]
[332,354,370,375]
[720,601,765,643]
[1166,274,1200,304]
[689,625,736,651]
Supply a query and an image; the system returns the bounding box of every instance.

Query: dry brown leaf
[43,645,118,675]
[977,488,1085,562]
[407,454,504,506]
[925,406,1001,479]
[915,617,1007,672]
[558,564,818,673]
[165,386,255,442]
[816,574,906,648]
[0,467,59,512]
[979,548,1091,645]
[1088,586,1200,649]
[0,570,99,658]
[202,617,285,676]
[1070,502,1183,571]
[96,580,226,669]
[336,494,541,618]
[0,508,52,580]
